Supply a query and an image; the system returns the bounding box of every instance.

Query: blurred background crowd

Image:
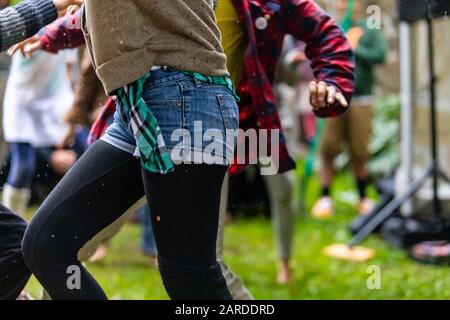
[0,0,449,299]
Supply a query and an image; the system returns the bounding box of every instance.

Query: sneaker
[357,198,375,215]
[312,197,333,219]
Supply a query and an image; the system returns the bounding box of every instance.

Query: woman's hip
[105,69,239,165]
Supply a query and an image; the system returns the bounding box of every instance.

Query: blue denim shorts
[102,68,239,165]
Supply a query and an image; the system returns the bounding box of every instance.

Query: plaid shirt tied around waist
[116,69,238,174]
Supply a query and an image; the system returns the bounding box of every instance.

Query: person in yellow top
[215,0,247,86]
[215,0,297,287]
[214,0,256,298]
[9,0,353,299]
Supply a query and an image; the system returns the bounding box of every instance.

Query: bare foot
[89,244,108,263]
[357,198,375,216]
[277,260,293,285]
[224,212,233,225]
[17,290,35,300]
[149,255,158,268]
[311,196,333,219]
[141,250,158,268]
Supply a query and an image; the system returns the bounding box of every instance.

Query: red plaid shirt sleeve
[87,97,117,145]
[39,11,85,53]
[282,0,355,117]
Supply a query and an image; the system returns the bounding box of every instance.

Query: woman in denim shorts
[22,0,239,299]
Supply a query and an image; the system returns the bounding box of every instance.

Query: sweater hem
[95,49,229,95]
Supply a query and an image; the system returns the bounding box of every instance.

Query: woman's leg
[263,172,295,284]
[142,164,232,300]
[138,205,157,258]
[0,204,30,300]
[3,142,36,216]
[217,173,254,300]
[22,140,145,299]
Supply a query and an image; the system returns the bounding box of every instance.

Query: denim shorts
[102,68,239,166]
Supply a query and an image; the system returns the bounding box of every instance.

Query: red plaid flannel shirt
[40,1,355,173]
[39,13,85,52]
[229,0,354,174]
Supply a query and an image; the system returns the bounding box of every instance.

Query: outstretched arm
[8,8,84,57]
[0,0,82,52]
[40,8,84,53]
[283,0,355,117]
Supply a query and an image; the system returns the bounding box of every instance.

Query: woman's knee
[21,222,41,269]
[158,255,232,300]
[21,208,54,270]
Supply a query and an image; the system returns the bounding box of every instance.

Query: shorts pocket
[142,81,183,106]
[217,94,239,132]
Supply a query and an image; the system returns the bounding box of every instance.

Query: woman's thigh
[140,70,238,267]
[142,164,227,267]
[23,140,145,261]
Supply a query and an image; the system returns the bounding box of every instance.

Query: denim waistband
[145,67,190,88]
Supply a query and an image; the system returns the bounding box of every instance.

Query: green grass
[25,170,450,300]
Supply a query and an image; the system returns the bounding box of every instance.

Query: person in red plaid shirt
[12,0,354,298]
[14,0,354,171]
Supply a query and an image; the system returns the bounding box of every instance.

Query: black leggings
[0,205,30,300]
[22,140,232,300]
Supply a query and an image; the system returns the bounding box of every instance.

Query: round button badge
[255,16,268,30]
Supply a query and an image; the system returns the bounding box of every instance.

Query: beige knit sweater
[82,0,229,94]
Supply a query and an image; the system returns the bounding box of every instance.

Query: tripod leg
[348,167,432,247]
[438,169,450,184]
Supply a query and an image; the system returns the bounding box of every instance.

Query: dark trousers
[0,204,30,300]
[22,140,232,300]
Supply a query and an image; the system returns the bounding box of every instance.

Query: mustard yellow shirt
[216,0,247,86]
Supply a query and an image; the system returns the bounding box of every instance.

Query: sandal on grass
[410,241,450,266]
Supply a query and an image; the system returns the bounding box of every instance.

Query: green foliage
[334,95,401,177]
[368,95,401,177]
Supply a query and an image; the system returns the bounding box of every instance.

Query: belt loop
[194,77,202,88]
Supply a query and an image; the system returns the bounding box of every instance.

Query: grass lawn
[25,170,450,300]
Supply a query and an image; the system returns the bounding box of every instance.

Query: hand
[285,49,307,65]
[292,51,307,64]
[50,149,77,176]
[7,35,42,57]
[347,26,364,50]
[309,81,348,109]
[58,124,77,148]
[53,0,83,12]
